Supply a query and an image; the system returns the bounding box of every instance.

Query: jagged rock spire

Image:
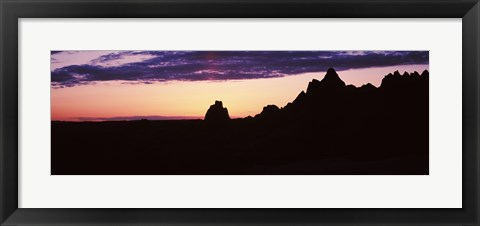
[421,70,429,77]
[321,68,346,87]
[306,68,345,94]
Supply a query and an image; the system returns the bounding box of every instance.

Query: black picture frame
[1,0,479,225]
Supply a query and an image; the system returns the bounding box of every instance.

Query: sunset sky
[51,51,429,121]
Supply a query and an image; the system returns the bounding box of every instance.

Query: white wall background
[19,19,462,208]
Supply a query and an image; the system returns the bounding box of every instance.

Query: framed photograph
[50,50,430,176]
[1,0,478,225]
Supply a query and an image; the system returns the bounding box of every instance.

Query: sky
[51,51,429,121]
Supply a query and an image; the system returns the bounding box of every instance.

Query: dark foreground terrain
[52,68,429,175]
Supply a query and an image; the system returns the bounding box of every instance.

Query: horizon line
[51,115,249,122]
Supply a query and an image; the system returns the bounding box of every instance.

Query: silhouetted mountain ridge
[206,68,429,122]
[247,68,429,122]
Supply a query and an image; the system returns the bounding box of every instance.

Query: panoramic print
[51,51,429,175]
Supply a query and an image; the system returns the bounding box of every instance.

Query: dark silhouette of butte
[52,68,429,175]
[205,100,230,122]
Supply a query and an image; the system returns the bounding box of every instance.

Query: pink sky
[51,64,428,121]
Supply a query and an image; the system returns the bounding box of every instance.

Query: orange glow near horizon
[51,64,428,121]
